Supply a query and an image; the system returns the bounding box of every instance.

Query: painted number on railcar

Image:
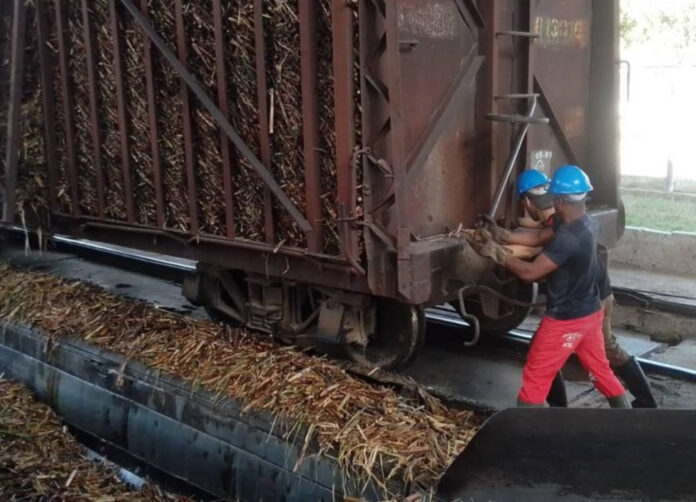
[534,16,589,49]
[531,150,553,175]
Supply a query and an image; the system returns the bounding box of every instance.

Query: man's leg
[518,317,577,406]
[574,309,629,407]
[601,295,630,367]
[602,295,657,408]
[547,371,568,407]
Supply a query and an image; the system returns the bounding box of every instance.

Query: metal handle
[487,96,539,220]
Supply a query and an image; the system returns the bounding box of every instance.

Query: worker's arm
[517,215,544,229]
[505,244,543,260]
[506,226,555,248]
[505,252,559,282]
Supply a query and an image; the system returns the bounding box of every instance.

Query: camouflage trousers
[602,294,630,368]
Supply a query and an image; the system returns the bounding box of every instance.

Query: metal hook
[458,286,481,348]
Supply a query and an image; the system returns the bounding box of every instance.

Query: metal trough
[0,322,393,500]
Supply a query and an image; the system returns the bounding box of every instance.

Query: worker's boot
[607,393,631,408]
[547,371,568,407]
[613,356,658,408]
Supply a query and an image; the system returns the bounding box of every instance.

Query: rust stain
[563,106,585,139]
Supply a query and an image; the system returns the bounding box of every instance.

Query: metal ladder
[485,26,549,220]
[486,95,548,220]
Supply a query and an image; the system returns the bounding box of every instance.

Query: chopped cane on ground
[0,263,481,498]
[0,378,189,501]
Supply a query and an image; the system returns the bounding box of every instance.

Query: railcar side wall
[2,0,622,305]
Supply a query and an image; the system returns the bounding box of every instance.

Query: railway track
[5,229,696,395]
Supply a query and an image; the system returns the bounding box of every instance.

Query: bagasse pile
[0,378,190,500]
[14,0,353,253]
[0,263,481,498]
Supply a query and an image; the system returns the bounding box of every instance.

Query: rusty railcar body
[1,0,622,368]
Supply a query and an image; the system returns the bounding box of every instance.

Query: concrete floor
[1,244,695,411]
[611,263,696,307]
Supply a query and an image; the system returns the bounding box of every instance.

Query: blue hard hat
[517,169,549,196]
[549,165,593,195]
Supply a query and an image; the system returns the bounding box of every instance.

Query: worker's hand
[479,214,511,244]
[466,229,511,266]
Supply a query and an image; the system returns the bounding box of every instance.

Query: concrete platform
[611,263,696,308]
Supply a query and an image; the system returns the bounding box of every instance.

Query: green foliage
[620,0,696,60]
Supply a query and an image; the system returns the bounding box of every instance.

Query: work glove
[479,214,511,244]
[466,229,511,266]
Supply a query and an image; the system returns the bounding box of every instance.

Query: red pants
[518,309,625,405]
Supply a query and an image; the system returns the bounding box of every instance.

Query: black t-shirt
[549,214,611,300]
[542,214,601,320]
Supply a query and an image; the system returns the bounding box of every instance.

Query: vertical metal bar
[526,0,535,93]
[298,0,322,252]
[212,0,235,238]
[108,0,135,222]
[253,0,274,242]
[331,0,357,260]
[54,0,80,217]
[81,0,106,217]
[474,0,497,215]
[1,0,26,222]
[174,0,199,234]
[35,0,59,213]
[587,0,620,207]
[139,0,164,227]
[383,0,411,298]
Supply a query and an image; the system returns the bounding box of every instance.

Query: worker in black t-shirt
[489,169,657,408]
[470,165,630,407]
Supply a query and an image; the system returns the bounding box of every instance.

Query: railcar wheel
[344,299,426,371]
[451,281,536,336]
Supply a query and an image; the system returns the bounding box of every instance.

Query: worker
[514,169,556,230]
[491,169,657,408]
[470,165,631,407]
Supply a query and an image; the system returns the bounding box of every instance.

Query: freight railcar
[1,0,623,369]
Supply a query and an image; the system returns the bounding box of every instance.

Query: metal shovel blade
[437,408,696,501]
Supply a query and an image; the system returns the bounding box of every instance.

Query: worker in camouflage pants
[491,169,657,408]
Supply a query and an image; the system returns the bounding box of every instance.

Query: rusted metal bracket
[1,0,27,223]
[118,0,312,233]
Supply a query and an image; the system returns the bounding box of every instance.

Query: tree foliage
[621,0,696,62]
